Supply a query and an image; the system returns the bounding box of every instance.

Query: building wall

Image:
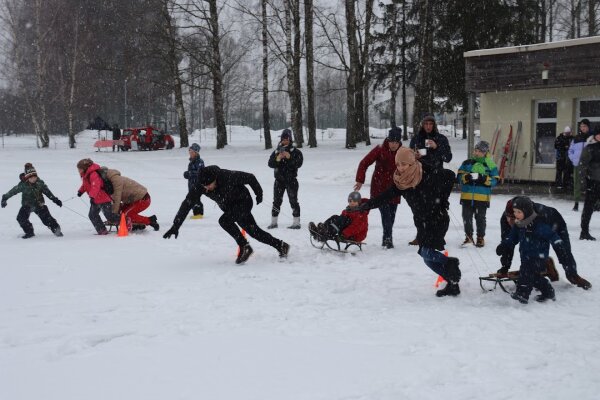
[480,85,600,182]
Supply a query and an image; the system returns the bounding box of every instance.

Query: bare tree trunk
[345,0,359,148]
[262,0,273,150]
[285,1,295,134]
[292,0,304,147]
[412,0,434,135]
[548,0,555,41]
[208,0,227,149]
[540,0,547,42]
[590,0,597,35]
[67,14,80,149]
[361,0,374,146]
[305,0,317,148]
[34,0,49,148]
[390,60,398,128]
[401,0,408,140]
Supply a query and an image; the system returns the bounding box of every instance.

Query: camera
[277,145,285,154]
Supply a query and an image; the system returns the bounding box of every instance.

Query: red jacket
[355,139,401,204]
[78,163,112,204]
[341,199,370,242]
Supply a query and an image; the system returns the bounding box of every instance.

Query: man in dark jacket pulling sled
[163,165,290,264]
[1,163,63,238]
[268,129,303,229]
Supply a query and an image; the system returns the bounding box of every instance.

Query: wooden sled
[309,230,364,255]
[479,258,559,293]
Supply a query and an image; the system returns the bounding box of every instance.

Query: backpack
[96,167,114,195]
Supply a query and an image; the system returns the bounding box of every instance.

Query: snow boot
[278,241,290,258]
[445,257,461,283]
[52,227,63,237]
[149,215,160,231]
[461,235,474,247]
[566,274,592,290]
[475,236,485,248]
[579,231,596,241]
[572,202,579,211]
[236,244,254,264]
[288,216,301,229]
[97,229,109,235]
[534,286,556,303]
[309,222,323,242]
[408,237,419,246]
[22,232,35,239]
[436,282,460,297]
[510,286,530,304]
[267,216,278,229]
[382,237,394,249]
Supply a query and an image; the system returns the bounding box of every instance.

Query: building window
[535,100,557,165]
[577,98,600,133]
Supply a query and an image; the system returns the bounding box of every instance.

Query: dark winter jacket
[2,178,59,210]
[340,199,370,242]
[499,216,569,268]
[366,165,455,250]
[184,155,205,190]
[268,143,303,181]
[172,166,263,228]
[554,134,572,163]
[78,163,113,205]
[409,126,452,169]
[499,202,575,274]
[579,141,600,191]
[355,138,401,204]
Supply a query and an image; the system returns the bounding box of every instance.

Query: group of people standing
[555,118,600,240]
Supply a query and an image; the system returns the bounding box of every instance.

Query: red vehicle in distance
[120,126,175,151]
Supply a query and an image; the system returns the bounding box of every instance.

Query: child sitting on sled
[309,191,370,243]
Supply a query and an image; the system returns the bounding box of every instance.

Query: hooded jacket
[2,178,59,209]
[105,169,149,214]
[268,142,303,181]
[355,138,402,204]
[409,122,452,169]
[78,163,113,205]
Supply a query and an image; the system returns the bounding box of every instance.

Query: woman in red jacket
[354,127,402,248]
[309,191,370,243]
[76,158,118,235]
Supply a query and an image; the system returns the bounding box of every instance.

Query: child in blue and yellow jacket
[457,140,499,247]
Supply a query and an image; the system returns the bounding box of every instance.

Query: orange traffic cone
[117,213,129,237]
[434,250,450,287]
[236,229,247,256]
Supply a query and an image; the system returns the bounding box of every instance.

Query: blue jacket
[184,156,205,190]
[501,218,568,264]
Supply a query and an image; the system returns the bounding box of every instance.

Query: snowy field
[1,127,598,400]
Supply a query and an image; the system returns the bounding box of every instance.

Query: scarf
[393,147,423,190]
[515,211,538,229]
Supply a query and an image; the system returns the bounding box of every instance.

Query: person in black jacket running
[267,129,303,229]
[163,165,290,264]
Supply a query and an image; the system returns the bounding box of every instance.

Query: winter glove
[1,197,7,208]
[475,175,487,185]
[463,174,473,184]
[256,193,263,205]
[496,243,507,256]
[497,266,510,275]
[54,199,62,207]
[183,171,190,179]
[358,202,371,212]
[77,191,83,197]
[163,225,179,239]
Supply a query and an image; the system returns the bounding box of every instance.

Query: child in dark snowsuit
[496,196,568,304]
[309,191,370,243]
[1,163,63,239]
[183,143,205,218]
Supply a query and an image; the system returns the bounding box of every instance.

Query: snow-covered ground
[1,127,598,400]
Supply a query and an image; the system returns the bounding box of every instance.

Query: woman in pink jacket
[77,158,118,235]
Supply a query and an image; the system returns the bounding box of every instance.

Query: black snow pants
[271,178,300,218]
[17,205,60,235]
[220,197,282,249]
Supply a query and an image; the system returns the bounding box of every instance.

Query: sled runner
[479,258,559,293]
[103,220,146,232]
[308,228,364,255]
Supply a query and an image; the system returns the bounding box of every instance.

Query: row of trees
[0,0,598,149]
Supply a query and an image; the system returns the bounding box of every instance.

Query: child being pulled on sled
[309,191,370,243]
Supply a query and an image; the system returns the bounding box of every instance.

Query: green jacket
[2,179,59,210]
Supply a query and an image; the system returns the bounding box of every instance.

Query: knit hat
[77,158,93,171]
[580,119,590,129]
[24,163,37,179]
[422,113,436,124]
[505,199,515,219]
[511,196,534,218]
[474,140,490,154]
[197,165,220,186]
[388,127,403,142]
[563,126,572,133]
[189,143,201,153]
[280,129,292,141]
[348,191,361,202]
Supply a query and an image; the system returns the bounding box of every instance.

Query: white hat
[564,126,572,133]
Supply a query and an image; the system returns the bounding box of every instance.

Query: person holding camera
[267,129,303,229]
